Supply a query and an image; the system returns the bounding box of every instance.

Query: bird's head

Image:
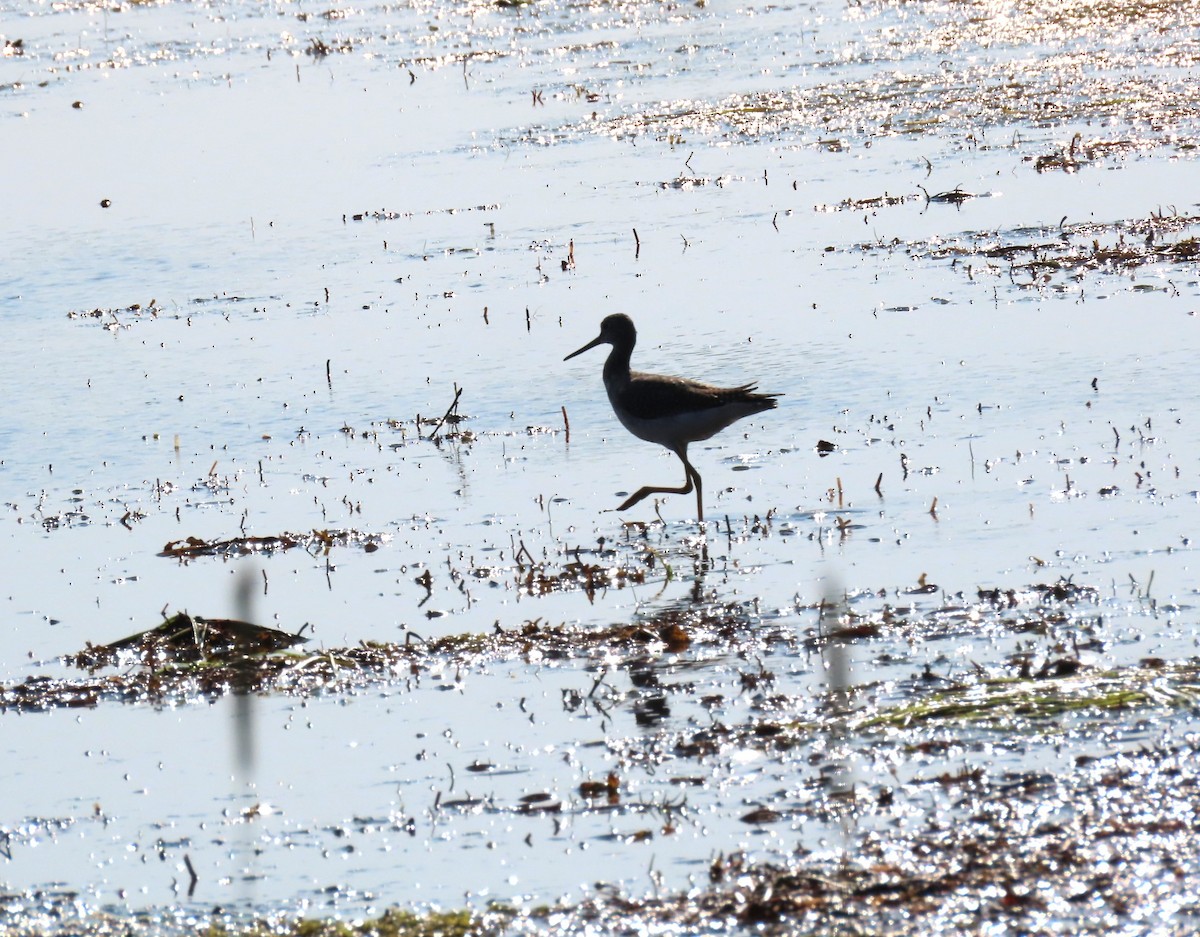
[564,313,636,361]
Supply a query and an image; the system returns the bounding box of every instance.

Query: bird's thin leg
[617,451,694,513]
[687,457,704,524]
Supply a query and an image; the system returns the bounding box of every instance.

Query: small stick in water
[426,384,464,440]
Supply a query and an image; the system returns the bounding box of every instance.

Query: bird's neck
[602,342,633,391]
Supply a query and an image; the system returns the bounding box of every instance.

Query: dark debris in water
[551,0,1200,149]
[0,602,776,713]
[802,575,1105,653]
[68,612,307,670]
[1032,576,1098,603]
[655,655,1200,762]
[0,901,486,937]
[658,173,732,189]
[66,300,163,331]
[1029,131,1154,172]
[303,36,354,57]
[5,570,1200,937]
[851,657,1200,733]
[66,295,276,332]
[523,741,1200,935]
[563,66,1200,149]
[347,202,501,223]
[816,191,914,212]
[0,613,307,712]
[919,184,979,205]
[159,528,387,559]
[505,542,653,599]
[860,209,1200,285]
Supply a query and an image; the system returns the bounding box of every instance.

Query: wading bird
[564,313,779,522]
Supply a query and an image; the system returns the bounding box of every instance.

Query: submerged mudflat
[2,0,1200,933]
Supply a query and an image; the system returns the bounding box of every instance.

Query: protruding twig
[874,473,883,496]
[588,667,608,698]
[561,405,570,443]
[425,384,464,440]
[183,854,199,897]
[515,540,536,568]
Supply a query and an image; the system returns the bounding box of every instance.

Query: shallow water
[3,0,1200,928]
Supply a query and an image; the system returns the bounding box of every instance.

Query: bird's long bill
[563,333,605,361]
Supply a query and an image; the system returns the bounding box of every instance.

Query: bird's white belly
[614,405,731,450]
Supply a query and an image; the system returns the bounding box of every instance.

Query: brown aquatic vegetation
[6,736,1198,935]
[4,578,1198,936]
[0,601,773,713]
[816,192,914,212]
[524,743,1200,935]
[68,612,308,670]
[878,0,1198,48]
[160,527,657,598]
[66,295,273,331]
[565,60,1200,147]
[1029,131,1152,171]
[0,573,1135,721]
[512,553,648,598]
[859,210,1200,284]
[304,36,354,57]
[549,0,1200,150]
[0,613,309,712]
[66,300,162,330]
[160,528,387,559]
[0,903,489,937]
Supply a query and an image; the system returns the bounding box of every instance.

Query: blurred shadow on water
[818,578,859,855]
[231,565,260,904]
[232,566,259,779]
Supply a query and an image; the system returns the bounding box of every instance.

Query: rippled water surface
[3,0,1200,931]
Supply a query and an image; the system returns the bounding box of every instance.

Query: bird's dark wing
[622,372,778,421]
